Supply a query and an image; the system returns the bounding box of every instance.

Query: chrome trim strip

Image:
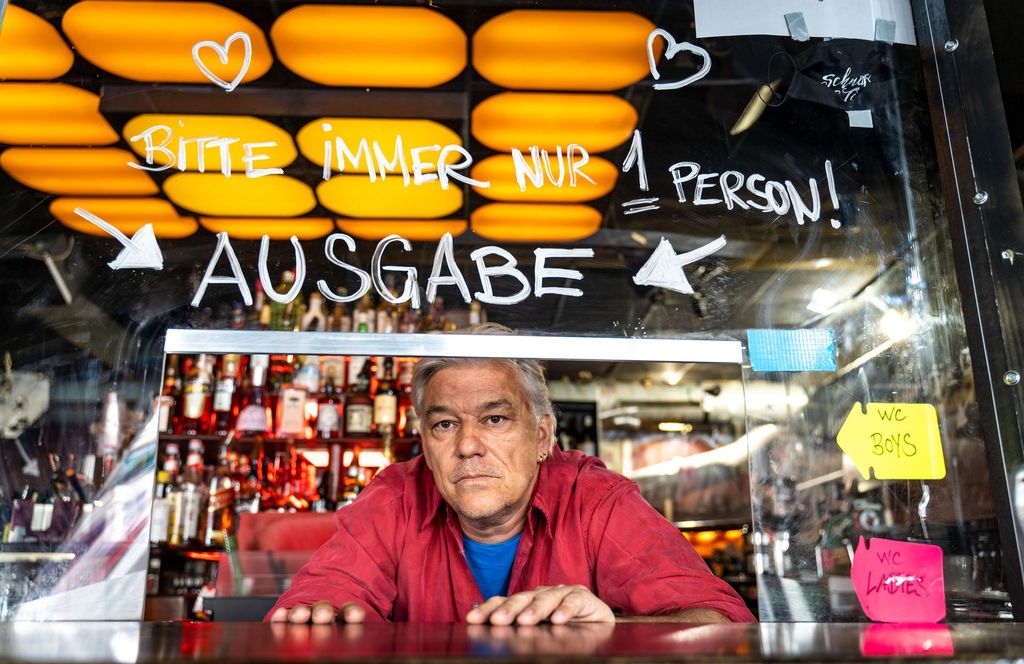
[164,329,743,364]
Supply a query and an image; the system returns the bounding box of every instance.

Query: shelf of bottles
[150,270,489,550]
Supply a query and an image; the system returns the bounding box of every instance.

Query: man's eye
[486,415,507,425]
[433,420,455,431]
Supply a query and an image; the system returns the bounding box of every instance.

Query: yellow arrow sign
[836,402,945,480]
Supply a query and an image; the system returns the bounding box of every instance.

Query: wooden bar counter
[1,622,1023,663]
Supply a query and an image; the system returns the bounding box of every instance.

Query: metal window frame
[915,0,1024,618]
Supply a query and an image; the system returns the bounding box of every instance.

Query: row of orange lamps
[2,3,656,91]
[0,4,658,242]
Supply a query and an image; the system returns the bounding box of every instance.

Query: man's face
[419,361,551,529]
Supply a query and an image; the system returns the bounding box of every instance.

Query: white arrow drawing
[192,31,252,93]
[633,235,726,294]
[73,208,164,270]
[647,28,712,91]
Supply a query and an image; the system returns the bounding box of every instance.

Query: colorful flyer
[850,536,946,623]
[836,402,945,480]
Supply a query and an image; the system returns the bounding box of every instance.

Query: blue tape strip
[747,328,837,372]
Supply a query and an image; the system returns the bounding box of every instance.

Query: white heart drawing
[646,28,712,91]
[192,31,252,93]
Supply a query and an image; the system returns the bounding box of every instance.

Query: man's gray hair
[411,323,555,450]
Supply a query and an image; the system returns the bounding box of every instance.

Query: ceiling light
[658,422,693,433]
[663,370,685,387]
[200,218,334,240]
[336,220,467,241]
[122,115,296,173]
[272,6,466,88]
[880,309,916,343]
[318,177,461,219]
[0,83,117,145]
[62,1,272,83]
[296,118,462,172]
[471,203,601,242]
[0,5,74,80]
[471,154,618,203]
[1,148,157,196]
[472,92,637,153]
[473,10,656,91]
[164,174,316,217]
[806,288,840,315]
[50,198,197,238]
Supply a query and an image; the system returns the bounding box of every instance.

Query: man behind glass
[270,326,754,624]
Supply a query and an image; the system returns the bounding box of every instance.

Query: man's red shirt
[269,447,755,623]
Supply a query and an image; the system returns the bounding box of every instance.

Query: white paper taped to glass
[693,0,917,46]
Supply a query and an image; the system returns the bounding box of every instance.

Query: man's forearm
[616,607,733,623]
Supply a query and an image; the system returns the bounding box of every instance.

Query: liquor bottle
[381,428,395,468]
[150,470,173,544]
[258,302,272,330]
[302,292,327,331]
[268,270,295,330]
[346,353,367,397]
[317,375,342,439]
[230,303,246,330]
[212,354,242,437]
[236,355,272,437]
[162,442,182,480]
[294,355,321,395]
[291,297,307,333]
[397,358,419,438]
[468,300,486,327]
[375,288,395,334]
[344,358,374,438]
[373,357,398,435]
[247,281,266,330]
[336,290,353,332]
[399,303,419,333]
[180,354,215,436]
[321,355,346,391]
[325,442,343,507]
[171,440,207,545]
[280,302,295,332]
[156,355,181,435]
[276,383,308,438]
[234,455,262,514]
[354,293,373,333]
[204,445,236,547]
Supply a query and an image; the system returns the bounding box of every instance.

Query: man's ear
[536,412,554,455]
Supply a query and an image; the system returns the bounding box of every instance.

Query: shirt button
[472,603,479,609]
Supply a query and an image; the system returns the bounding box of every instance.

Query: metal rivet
[974,191,989,205]
[944,39,959,52]
[1005,371,1021,386]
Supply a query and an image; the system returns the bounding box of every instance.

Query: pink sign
[850,536,946,623]
[860,624,954,657]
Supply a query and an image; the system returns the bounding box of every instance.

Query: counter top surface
[1,622,1023,663]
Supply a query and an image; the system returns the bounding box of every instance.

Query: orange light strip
[473,10,657,91]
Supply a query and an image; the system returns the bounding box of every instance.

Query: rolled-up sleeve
[588,484,756,623]
[266,468,403,622]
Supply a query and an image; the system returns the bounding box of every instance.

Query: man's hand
[465,585,615,625]
[269,600,366,624]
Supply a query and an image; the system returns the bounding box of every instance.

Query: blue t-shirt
[462,533,522,600]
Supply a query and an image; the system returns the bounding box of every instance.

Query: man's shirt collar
[418,451,557,539]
